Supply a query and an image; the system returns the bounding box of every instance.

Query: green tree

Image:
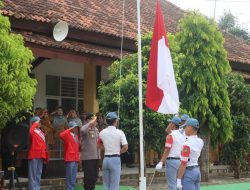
[0,1,37,127]
[218,10,236,32]
[218,11,250,42]
[176,12,233,181]
[98,32,184,156]
[221,73,250,179]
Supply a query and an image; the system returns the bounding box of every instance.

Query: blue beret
[167,116,181,126]
[183,118,199,129]
[180,114,190,121]
[106,112,119,120]
[30,116,40,123]
[68,121,78,128]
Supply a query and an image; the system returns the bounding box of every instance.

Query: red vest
[28,122,48,160]
[60,129,79,162]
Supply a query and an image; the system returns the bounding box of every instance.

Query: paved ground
[6,167,250,190]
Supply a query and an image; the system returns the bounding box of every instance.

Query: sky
[168,0,250,31]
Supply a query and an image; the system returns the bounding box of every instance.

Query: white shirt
[179,127,187,139]
[166,130,186,158]
[99,126,128,155]
[181,135,204,166]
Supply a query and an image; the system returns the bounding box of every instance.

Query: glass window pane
[78,99,84,113]
[62,98,76,114]
[78,79,84,98]
[46,75,60,96]
[47,99,59,113]
[61,77,76,97]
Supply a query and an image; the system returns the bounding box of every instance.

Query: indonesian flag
[145,0,179,114]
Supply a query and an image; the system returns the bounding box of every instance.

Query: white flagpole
[137,0,146,189]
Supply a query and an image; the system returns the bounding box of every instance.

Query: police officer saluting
[177,118,204,190]
[156,116,186,190]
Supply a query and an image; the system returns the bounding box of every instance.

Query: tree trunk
[234,159,240,179]
[200,134,210,182]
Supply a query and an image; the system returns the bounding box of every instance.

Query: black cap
[86,112,94,120]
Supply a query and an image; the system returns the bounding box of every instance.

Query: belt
[167,157,180,160]
[186,165,199,170]
[104,154,120,157]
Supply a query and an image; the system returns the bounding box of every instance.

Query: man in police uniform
[97,112,128,190]
[80,113,100,190]
[156,116,186,190]
[177,118,204,190]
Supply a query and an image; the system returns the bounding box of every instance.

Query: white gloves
[155,161,163,170]
[177,178,182,190]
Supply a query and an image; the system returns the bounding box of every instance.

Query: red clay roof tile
[1,0,250,65]
[19,31,131,59]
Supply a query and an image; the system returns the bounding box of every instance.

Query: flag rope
[117,0,125,119]
[147,170,156,190]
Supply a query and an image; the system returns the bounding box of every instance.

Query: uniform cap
[167,116,181,126]
[183,118,199,129]
[30,116,40,123]
[68,121,78,128]
[86,112,94,120]
[180,114,190,121]
[106,112,119,120]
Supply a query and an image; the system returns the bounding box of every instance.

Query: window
[46,75,60,96]
[46,99,59,113]
[61,77,76,97]
[46,75,84,113]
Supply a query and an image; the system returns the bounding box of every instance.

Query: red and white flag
[146,0,179,114]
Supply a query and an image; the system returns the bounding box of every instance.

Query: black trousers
[82,159,99,190]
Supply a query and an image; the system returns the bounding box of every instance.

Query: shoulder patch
[181,145,190,157]
[165,134,173,148]
[183,147,189,153]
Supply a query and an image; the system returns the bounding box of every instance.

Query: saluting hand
[89,116,97,127]
[69,127,76,131]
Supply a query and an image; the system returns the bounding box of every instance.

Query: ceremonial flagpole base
[139,176,146,190]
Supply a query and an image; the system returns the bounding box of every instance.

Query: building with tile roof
[2,0,250,67]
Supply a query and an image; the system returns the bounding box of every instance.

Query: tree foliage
[221,73,250,178]
[98,32,184,153]
[219,10,236,32]
[176,12,233,146]
[176,12,233,182]
[218,11,250,42]
[0,1,37,128]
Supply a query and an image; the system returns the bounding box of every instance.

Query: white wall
[31,59,110,109]
[32,59,84,109]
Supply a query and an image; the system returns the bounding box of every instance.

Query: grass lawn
[201,182,250,190]
[75,184,135,190]
[75,182,250,190]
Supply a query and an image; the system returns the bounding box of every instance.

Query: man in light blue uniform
[97,112,128,190]
[156,116,186,190]
[177,118,204,190]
